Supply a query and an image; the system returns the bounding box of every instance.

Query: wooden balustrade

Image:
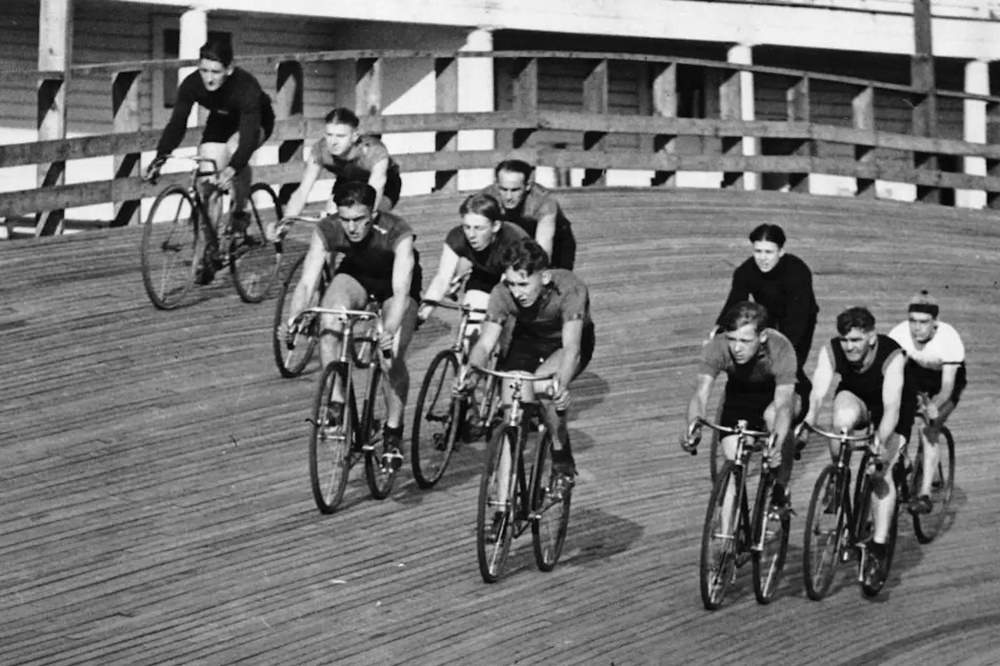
[3,49,1000,234]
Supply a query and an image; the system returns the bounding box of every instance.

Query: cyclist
[712,223,818,413]
[466,238,595,488]
[145,37,275,284]
[888,290,967,515]
[289,181,421,469]
[270,107,401,240]
[682,301,798,513]
[481,159,577,269]
[801,306,915,588]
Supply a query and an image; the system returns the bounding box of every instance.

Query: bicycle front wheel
[477,426,518,583]
[230,182,281,303]
[802,465,847,601]
[271,254,318,377]
[700,462,741,610]
[361,365,397,499]
[309,362,354,513]
[140,185,199,310]
[751,468,789,604]
[911,426,956,544]
[410,350,461,489]
[531,431,571,572]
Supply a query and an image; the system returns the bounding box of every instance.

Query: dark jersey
[316,211,421,302]
[480,183,577,270]
[444,223,528,293]
[156,67,275,172]
[310,135,402,206]
[700,328,798,397]
[485,269,591,343]
[716,254,819,368]
[830,333,906,419]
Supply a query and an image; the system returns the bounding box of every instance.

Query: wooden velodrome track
[2,186,999,664]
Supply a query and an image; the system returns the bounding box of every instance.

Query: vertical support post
[718,65,743,190]
[179,8,207,129]
[434,56,459,192]
[355,57,383,118]
[786,75,812,193]
[728,44,757,190]
[110,70,141,227]
[275,60,304,206]
[959,60,988,208]
[457,28,494,190]
[582,58,608,186]
[853,85,877,199]
[912,0,946,203]
[650,61,678,187]
[35,0,73,236]
[986,100,1000,209]
[510,57,539,150]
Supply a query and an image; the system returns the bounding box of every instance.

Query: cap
[908,289,939,318]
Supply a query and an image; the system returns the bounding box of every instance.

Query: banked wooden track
[2,187,999,664]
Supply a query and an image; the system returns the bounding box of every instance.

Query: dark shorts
[906,362,967,406]
[551,223,577,271]
[500,321,595,377]
[202,108,275,146]
[720,387,771,432]
[836,389,917,439]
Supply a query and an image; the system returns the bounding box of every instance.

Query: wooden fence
[3,48,1000,235]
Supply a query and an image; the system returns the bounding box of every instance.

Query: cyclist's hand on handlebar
[216,166,236,191]
[549,383,571,411]
[680,421,701,454]
[378,328,395,359]
[144,154,167,183]
[793,421,810,459]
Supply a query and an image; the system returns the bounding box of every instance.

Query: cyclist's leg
[461,286,489,344]
[762,392,802,505]
[380,293,419,432]
[831,390,869,460]
[198,141,229,234]
[871,432,905,543]
[318,274,368,400]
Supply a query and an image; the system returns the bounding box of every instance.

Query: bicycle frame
[428,299,500,425]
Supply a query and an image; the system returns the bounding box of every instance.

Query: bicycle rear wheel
[361,365,397,499]
[700,462,741,610]
[410,350,461,489]
[230,182,281,303]
[140,185,198,310]
[752,468,789,604]
[309,362,354,513]
[911,426,955,544]
[802,465,847,601]
[271,254,318,377]
[531,430,571,571]
[477,426,518,583]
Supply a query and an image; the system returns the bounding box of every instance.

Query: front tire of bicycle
[752,468,789,604]
[140,185,199,310]
[411,350,461,489]
[361,365,397,499]
[803,465,847,601]
[477,425,518,583]
[309,362,354,513]
[531,430,571,572]
[700,461,741,610]
[911,425,955,544]
[272,254,318,377]
[230,182,282,303]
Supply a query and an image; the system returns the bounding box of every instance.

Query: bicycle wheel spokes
[802,465,846,601]
[141,185,198,310]
[752,471,789,604]
[272,254,318,378]
[700,462,740,610]
[230,183,281,303]
[411,350,460,489]
[477,427,517,583]
[912,427,956,544]
[531,432,571,572]
[361,366,397,500]
[309,362,353,513]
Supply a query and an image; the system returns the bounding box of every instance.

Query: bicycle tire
[230,182,282,303]
[362,364,396,499]
[140,185,199,310]
[700,461,741,610]
[911,425,956,544]
[271,254,318,377]
[752,468,789,604]
[309,362,354,513]
[531,430,571,572]
[802,465,847,601]
[410,350,461,489]
[477,425,518,583]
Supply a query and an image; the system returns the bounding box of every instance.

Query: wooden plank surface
[1,187,999,664]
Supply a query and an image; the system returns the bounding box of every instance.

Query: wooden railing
[3,48,1000,235]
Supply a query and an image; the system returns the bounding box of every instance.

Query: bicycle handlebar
[692,417,772,440]
[287,306,390,359]
[419,298,488,315]
[471,366,557,383]
[795,420,874,445]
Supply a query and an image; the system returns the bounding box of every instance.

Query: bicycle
[410,298,500,489]
[271,215,326,378]
[140,155,282,309]
[474,366,570,583]
[288,305,397,513]
[798,421,898,599]
[903,394,956,544]
[685,417,788,609]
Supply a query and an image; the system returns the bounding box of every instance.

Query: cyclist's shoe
[550,458,577,501]
[321,403,344,437]
[380,427,404,471]
[822,479,839,514]
[194,243,221,285]
[863,541,889,592]
[230,210,251,234]
[485,510,505,543]
[770,481,794,519]
[908,494,933,515]
[458,413,486,443]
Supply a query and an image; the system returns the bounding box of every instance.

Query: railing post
[986,100,1000,208]
[582,58,609,187]
[719,66,743,190]
[110,70,141,227]
[355,57,382,118]
[853,85,876,199]
[511,57,539,150]
[785,75,812,193]
[912,0,947,204]
[35,0,73,236]
[434,56,459,193]
[275,59,304,206]
[650,62,678,188]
